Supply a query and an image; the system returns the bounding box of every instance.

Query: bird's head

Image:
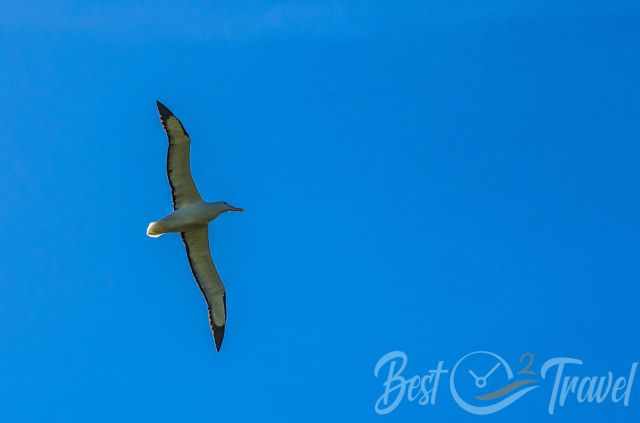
[222,201,244,213]
[209,201,244,217]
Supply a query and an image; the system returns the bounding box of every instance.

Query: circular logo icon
[450,351,539,415]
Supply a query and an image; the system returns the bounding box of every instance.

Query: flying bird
[147,101,243,351]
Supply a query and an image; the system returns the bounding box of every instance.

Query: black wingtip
[213,324,225,352]
[155,100,189,137]
[156,100,173,119]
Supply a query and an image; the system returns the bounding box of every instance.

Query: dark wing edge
[157,100,190,137]
[181,228,227,352]
[208,294,226,352]
[156,100,202,209]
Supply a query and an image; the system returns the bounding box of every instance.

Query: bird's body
[147,101,242,351]
[147,201,234,237]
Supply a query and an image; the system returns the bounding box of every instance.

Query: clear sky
[1,1,639,422]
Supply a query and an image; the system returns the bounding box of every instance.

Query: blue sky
[1,1,639,422]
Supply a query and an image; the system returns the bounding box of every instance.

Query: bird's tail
[146,221,165,238]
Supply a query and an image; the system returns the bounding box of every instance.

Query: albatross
[146,101,243,351]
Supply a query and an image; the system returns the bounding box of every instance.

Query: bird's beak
[230,206,244,212]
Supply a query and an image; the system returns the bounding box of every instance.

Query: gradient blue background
[1,1,639,421]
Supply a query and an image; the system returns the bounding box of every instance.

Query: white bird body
[147,202,232,237]
[147,101,242,351]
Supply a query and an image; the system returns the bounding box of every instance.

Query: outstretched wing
[156,101,202,209]
[181,226,227,351]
